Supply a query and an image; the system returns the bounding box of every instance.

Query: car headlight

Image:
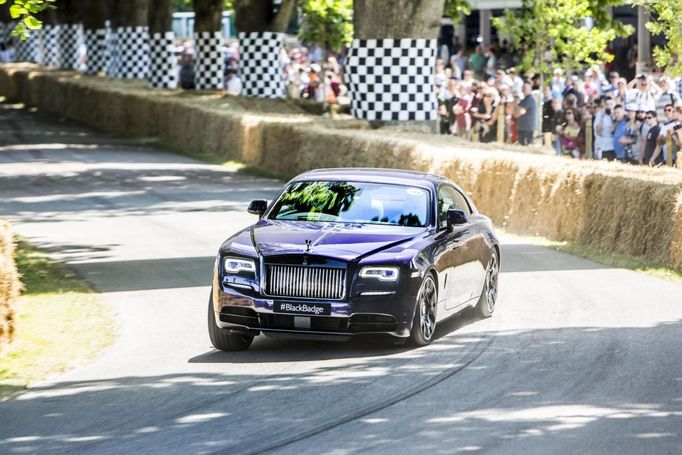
[223,257,256,274]
[359,266,399,282]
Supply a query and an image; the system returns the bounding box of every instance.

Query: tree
[232,0,296,33]
[493,0,632,87]
[353,0,444,39]
[0,0,54,39]
[443,0,470,25]
[631,0,682,76]
[298,0,352,53]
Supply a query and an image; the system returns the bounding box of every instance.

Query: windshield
[268,181,430,227]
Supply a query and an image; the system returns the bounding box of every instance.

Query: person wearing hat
[627,74,660,112]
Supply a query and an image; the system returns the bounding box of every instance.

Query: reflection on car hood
[252,219,427,261]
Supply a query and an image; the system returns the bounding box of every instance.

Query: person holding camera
[594,96,615,160]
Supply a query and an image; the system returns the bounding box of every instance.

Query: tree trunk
[353,0,444,39]
[149,0,172,34]
[231,0,295,98]
[347,0,445,126]
[233,0,296,33]
[192,0,224,89]
[148,0,177,88]
[82,0,108,31]
[193,0,223,32]
[107,0,149,79]
[36,8,59,66]
[55,0,83,69]
[81,0,108,74]
[108,0,147,27]
[55,0,80,25]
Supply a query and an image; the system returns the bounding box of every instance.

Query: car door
[436,185,479,310]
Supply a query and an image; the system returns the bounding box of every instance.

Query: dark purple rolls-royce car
[208,168,499,351]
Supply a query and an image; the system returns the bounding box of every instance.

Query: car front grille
[266,265,346,300]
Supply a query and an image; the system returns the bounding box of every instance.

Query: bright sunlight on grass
[0,239,116,399]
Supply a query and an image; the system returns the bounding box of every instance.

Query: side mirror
[446,208,467,231]
[247,199,267,216]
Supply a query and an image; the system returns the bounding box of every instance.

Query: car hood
[251,219,427,261]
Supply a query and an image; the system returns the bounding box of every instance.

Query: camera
[673,123,682,131]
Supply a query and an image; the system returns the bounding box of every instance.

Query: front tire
[208,294,253,351]
[475,250,499,318]
[410,274,438,346]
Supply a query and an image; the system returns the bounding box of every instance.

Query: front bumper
[212,283,417,340]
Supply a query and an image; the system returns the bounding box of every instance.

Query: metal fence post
[497,103,505,143]
[585,117,593,159]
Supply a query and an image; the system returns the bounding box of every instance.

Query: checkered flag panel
[85,28,108,74]
[15,32,38,62]
[58,24,83,70]
[118,26,149,79]
[39,25,60,67]
[238,31,285,98]
[149,31,177,89]
[194,32,224,90]
[345,39,437,122]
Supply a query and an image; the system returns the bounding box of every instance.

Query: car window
[269,181,430,227]
[437,185,470,229]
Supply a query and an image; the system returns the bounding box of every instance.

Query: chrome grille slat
[266,265,345,300]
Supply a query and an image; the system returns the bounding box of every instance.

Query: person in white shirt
[225,69,242,95]
[594,97,615,160]
[627,74,660,112]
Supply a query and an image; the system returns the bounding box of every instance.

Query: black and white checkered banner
[84,28,107,74]
[149,31,177,89]
[345,39,438,121]
[58,23,83,70]
[238,31,285,98]
[15,32,38,62]
[39,24,60,67]
[194,31,224,90]
[107,26,149,79]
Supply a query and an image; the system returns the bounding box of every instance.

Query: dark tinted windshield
[269,181,430,227]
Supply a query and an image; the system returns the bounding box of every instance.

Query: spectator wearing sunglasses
[655,77,680,120]
[650,104,679,165]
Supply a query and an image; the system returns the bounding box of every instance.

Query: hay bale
[0,220,20,350]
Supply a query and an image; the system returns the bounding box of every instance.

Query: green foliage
[631,0,682,76]
[173,0,232,12]
[443,0,471,24]
[1,0,54,40]
[493,0,632,84]
[298,0,352,52]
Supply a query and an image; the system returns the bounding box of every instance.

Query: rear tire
[208,294,253,351]
[475,250,499,318]
[409,274,438,346]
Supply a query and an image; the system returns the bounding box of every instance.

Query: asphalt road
[1,102,682,455]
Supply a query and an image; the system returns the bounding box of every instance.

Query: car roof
[293,168,450,189]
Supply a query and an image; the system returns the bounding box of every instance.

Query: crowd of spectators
[176,40,347,111]
[434,40,682,166]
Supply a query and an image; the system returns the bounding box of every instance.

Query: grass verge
[0,239,116,399]
[500,230,682,283]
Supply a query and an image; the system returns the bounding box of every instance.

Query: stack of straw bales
[0,220,19,350]
[1,64,680,270]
